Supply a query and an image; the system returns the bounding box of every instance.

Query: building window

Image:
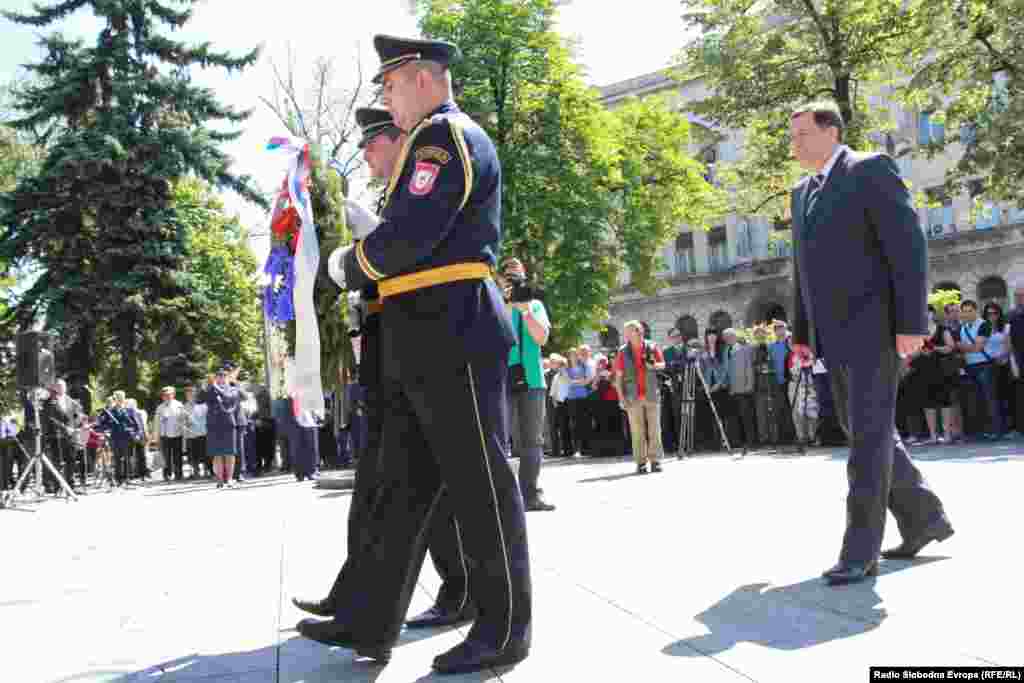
[768,218,792,258]
[969,180,1002,230]
[1009,204,1024,224]
[924,187,954,237]
[675,315,699,342]
[708,226,728,272]
[675,232,696,275]
[702,146,718,186]
[918,111,945,146]
[709,310,733,333]
[895,154,913,178]
[977,276,1008,311]
[736,217,753,259]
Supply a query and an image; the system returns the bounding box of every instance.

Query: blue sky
[0,0,688,260]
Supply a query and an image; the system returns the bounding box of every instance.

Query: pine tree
[0,1,263,396]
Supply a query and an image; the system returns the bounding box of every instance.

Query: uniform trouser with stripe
[341,358,531,651]
[325,383,469,617]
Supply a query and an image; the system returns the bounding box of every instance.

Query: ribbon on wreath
[265,136,324,418]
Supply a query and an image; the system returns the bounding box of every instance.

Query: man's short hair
[623,320,643,335]
[960,299,978,310]
[792,100,845,141]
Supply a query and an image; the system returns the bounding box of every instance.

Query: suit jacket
[41,395,79,439]
[790,146,928,366]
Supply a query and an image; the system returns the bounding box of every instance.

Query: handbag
[509,309,529,393]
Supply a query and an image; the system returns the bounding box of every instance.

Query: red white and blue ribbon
[266,136,324,418]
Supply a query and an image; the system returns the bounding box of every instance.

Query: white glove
[345,198,381,240]
[328,245,352,289]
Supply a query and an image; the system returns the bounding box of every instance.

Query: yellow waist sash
[378,262,491,300]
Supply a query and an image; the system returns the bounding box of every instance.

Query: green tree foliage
[173,177,263,384]
[0,0,263,398]
[902,0,1024,204]
[673,0,926,218]
[419,0,718,348]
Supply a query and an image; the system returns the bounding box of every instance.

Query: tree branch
[975,33,1017,77]
[751,188,790,215]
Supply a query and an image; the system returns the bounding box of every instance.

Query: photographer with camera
[614,320,667,474]
[501,257,556,512]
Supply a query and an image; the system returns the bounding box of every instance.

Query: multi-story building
[585,70,1024,352]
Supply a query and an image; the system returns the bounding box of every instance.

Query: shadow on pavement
[319,490,355,499]
[663,557,948,658]
[143,476,309,497]
[91,627,471,683]
[826,441,1024,463]
[577,470,650,484]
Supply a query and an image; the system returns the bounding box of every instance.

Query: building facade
[585,71,1024,352]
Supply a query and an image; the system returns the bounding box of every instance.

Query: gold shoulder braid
[382,118,431,209]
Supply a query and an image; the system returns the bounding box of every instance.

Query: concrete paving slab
[2,440,1021,682]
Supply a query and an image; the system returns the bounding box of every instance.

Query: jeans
[965,363,1003,435]
[508,388,546,502]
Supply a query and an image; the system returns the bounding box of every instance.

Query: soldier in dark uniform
[41,380,81,491]
[293,106,474,636]
[297,37,531,674]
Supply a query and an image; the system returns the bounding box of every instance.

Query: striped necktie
[805,173,826,217]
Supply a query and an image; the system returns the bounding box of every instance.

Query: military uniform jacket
[343,101,515,376]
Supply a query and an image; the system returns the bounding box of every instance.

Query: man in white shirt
[183,385,209,479]
[156,387,186,481]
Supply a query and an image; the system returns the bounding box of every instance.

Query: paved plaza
[1,439,1022,683]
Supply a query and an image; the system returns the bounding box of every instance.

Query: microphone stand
[2,392,78,507]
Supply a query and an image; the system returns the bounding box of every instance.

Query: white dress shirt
[156,400,186,438]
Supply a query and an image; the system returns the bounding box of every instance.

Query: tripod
[2,397,78,507]
[677,357,732,458]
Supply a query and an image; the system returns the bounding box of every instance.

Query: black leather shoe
[881,520,954,559]
[636,464,647,475]
[823,560,879,586]
[405,603,477,629]
[650,462,663,473]
[432,638,529,674]
[296,618,391,663]
[525,496,556,512]
[292,595,335,618]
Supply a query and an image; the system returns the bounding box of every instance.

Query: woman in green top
[501,259,555,512]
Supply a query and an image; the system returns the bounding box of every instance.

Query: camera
[502,269,539,304]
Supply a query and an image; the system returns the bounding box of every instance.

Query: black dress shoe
[636,464,647,475]
[525,496,556,512]
[405,603,477,629]
[432,638,529,674]
[881,520,954,559]
[292,595,336,617]
[824,560,879,586]
[296,618,391,663]
[650,462,662,473]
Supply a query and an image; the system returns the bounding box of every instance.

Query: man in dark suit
[789,101,954,586]
[41,380,81,491]
[298,36,530,674]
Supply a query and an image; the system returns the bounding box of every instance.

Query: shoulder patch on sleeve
[414,145,452,165]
